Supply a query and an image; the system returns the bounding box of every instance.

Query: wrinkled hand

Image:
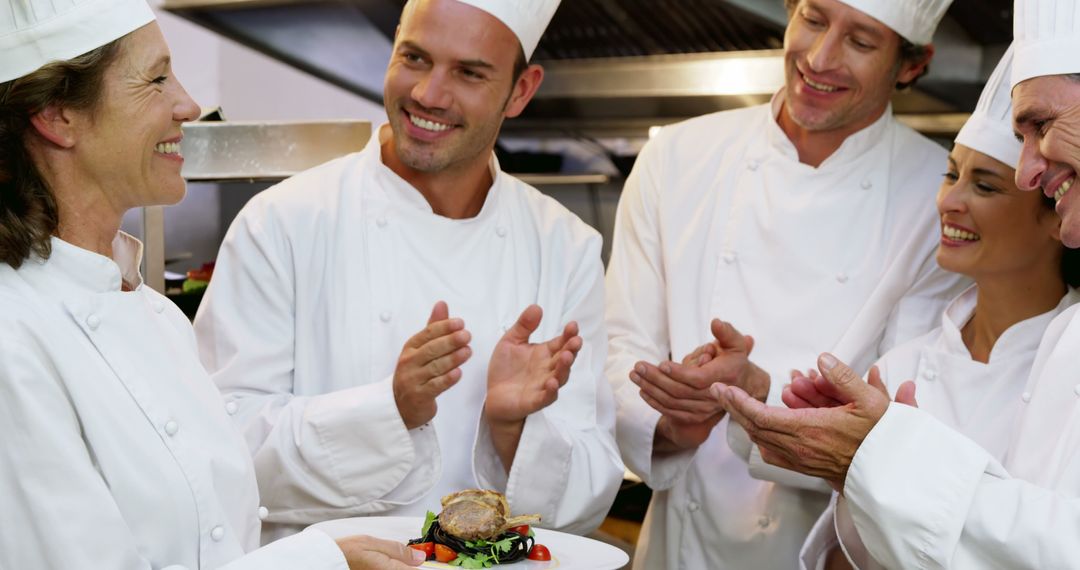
[712,353,890,491]
[336,534,426,569]
[783,366,918,409]
[484,305,582,424]
[393,302,472,429]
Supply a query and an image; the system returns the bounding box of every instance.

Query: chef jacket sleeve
[473,230,624,535]
[845,403,1080,570]
[603,133,699,490]
[879,250,968,359]
[0,335,349,570]
[195,199,439,524]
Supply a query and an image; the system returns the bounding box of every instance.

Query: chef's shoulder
[888,120,949,188]
[638,105,769,170]
[502,175,601,257]
[0,268,59,366]
[231,151,367,234]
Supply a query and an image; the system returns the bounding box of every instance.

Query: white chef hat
[1011,0,1080,87]
[955,46,1020,168]
[452,0,560,60]
[836,0,953,45]
[0,0,155,84]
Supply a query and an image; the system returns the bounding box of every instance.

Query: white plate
[312,516,629,570]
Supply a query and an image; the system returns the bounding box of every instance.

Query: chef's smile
[941,223,980,246]
[403,108,458,138]
[800,71,843,94]
[154,136,184,162]
[1047,174,1076,204]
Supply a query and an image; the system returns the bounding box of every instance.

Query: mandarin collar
[20,232,145,297]
[367,123,502,223]
[765,90,894,170]
[940,284,1080,363]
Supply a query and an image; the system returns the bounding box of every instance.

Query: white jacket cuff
[221,528,347,570]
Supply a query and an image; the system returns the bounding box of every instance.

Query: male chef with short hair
[195,0,622,541]
[605,0,966,567]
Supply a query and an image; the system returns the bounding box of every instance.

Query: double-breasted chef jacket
[194,124,624,541]
[0,234,347,569]
[605,93,970,570]
[798,285,1080,569]
[842,295,1080,568]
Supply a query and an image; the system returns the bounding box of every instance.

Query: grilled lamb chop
[439,490,540,541]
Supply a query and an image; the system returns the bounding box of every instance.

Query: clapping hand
[392,302,472,430]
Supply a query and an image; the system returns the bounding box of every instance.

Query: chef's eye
[152,75,168,85]
[943,171,959,182]
[975,183,1001,195]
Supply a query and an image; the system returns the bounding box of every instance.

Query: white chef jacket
[194,125,623,541]
[606,94,969,570]
[798,285,1080,570]
[840,298,1080,569]
[0,233,346,570]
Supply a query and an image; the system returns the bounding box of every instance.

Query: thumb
[711,319,751,352]
[817,353,872,405]
[428,301,449,324]
[505,304,543,343]
[894,380,919,407]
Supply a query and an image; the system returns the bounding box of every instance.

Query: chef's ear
[504,64,543,120]
[29,104,79,149]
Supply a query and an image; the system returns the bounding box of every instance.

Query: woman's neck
[963,272,1067,363]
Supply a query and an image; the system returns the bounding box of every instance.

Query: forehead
[794,0,896,39]
[397,0,519,66]
[114,23,170,73]
[1012,75,1079,126]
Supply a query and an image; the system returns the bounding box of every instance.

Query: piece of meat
[438,490,540,541]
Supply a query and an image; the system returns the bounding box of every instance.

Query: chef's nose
[412,69,453,110]
[1015,138,1049,193]
[806,29,843,73]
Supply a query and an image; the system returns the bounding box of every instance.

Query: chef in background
[195,0,623,542]
[605,0,966,567]
[791,44,1080,569]
[0,0,423,567]
[716,0,1080,567]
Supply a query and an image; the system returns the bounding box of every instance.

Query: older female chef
[788,45,1080,570]
[0,0,423,568]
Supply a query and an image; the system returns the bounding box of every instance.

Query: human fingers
[403,317,466,350]
[337,534,426,569]
[866,366,889,397]
[552,348,577,386]
[781,383,816,409]
[640,391,718,424]
[504,305,543,343]
[816,353,875,406]
[545,321,579,352]
[414,329,472,366]
[682,342,718,366]
[894,380,919,407]
[789,375,844,408]
[713,384,799,440]
[633,362,714,401]
[418,345,472,383]
[634,372,722,415]
[427,301,449,325]
[420,367,464,398]
[711,319,751,352]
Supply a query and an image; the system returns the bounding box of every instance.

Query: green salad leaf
[421,511,437,536]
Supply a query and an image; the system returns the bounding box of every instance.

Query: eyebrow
[804,0,885,40]
[397,40,495,70]
[972,167,1006,180]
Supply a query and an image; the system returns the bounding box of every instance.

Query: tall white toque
[836,0,954,44]
[955,45,1021,168]
[452,0,561,60]
[1011,0,1080,87]
[0,0,155,84]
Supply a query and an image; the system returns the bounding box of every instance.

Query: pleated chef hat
[836,0,953,44]
[0,0,155,84]
[452,0,560,60]
[955,46,1020,168]
[1012,0,1080,87]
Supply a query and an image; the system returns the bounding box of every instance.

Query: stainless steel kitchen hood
[163,0,1012,139]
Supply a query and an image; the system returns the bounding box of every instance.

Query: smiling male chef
[604,0,968,567]
[193,0,622,541]
[715,0,1080,567]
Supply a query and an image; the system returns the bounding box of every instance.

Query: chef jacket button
[225,401,239,415]
[1075,385,1080,397]
[379,311,392,323]
[496,226,508,238]
[86,314,101,330]
[758,515,771,528]
[687,501,700,512]
[164,420,179,436]
[258,506,269,520]
[747,160,760,171]
[836,273,849,284]
[1022,392,1032,403]
[923,369,937,381]
[376,216,388,228]
[722,251,737,264]
[210,526,225,541]
[153,301,165,314]
[861,180,873,190]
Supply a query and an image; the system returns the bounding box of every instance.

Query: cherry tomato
[434,544,457,563]
[527,544,552,561]
[509,525,531,536]
[408,542,434,558]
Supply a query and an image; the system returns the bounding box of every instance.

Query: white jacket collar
[21,232,144,296]
[766,90,895,170]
